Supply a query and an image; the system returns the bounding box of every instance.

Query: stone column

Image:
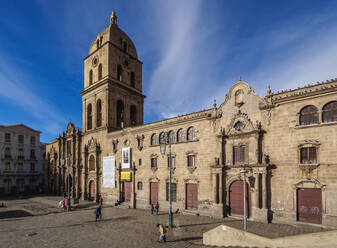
[262,173,267,209]
[219,172,223,204]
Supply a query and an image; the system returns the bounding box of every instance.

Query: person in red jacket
[99,195,103,206]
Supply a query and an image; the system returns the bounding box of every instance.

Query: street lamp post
[240,169,247,231]
[160,132,173,228]
[66,153,71,211]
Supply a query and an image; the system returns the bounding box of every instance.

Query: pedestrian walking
[63,197,67,211]
[155,202,159,215]
[157,223,166,243]
[150,204,154,215]
[95,206,102,221]
[98,205,102,220]
[99,195,103,206]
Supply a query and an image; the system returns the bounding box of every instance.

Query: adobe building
[45,12,337,227]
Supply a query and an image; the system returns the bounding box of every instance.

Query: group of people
[150,202,160,215]
[60,194,167,243]
[150,203,168,243]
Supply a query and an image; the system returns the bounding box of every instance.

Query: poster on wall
[102,156,115,188]
[122,147,130,169]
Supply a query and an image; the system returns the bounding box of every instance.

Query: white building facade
[0,124,45,195]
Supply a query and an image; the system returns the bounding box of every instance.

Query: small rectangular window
[30,149,36,159]
[5,147,11,158]
[18,163,23,171]
[233,146,245,164]
[18,148,24,159]
[139,158,142,166]
[300,147,317,164]
[187,155,195,168]
[18,135,24,144]
[30,136,36,145]
[5,133,11,143]
[151,158,157,168]
[166,183,177,202]
[137,181,143,190]
[5,162,11,171]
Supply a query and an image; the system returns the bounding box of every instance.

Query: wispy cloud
[146,0,225,120]
[0,52,66,139]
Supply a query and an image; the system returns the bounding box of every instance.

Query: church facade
[45,12,337,227]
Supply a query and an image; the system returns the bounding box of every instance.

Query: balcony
[17,156,25,161]
[29,156,37,161]
[1,155,13,161]
[0,170,40,176]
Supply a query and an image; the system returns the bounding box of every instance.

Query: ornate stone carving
[136,134,144,151]
[112,139,118,153]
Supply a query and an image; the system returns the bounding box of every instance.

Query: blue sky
[1,0,337,142]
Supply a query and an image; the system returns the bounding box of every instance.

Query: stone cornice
[80,77,145,99]
[107,109,212,136]
[269,78,337,103]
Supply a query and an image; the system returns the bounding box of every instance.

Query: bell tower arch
[81,11,145,133]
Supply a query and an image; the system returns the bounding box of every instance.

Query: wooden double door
[150,182,159,205]
[297,188,322,224]
[229,180,251,217]
[122,181,132,202]
[186,183,198,209]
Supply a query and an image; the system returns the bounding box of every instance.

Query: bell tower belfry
[81,11,145,133]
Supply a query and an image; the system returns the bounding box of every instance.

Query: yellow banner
[121,171,131,180]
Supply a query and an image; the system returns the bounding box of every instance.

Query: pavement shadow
[86,216,135,223]
[178,221,224,228]
[0,210,33,219]
[167,236,202,242]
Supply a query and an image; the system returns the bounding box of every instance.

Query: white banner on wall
[102,156,116,188]
[122,147,130,169]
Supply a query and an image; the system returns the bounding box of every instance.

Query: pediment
[66,122,75,135]
[226,110,255,136]
[87,137,100,153]
[223,80,254,106]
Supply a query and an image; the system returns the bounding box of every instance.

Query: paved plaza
[0,196,332,248]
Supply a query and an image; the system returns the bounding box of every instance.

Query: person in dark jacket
[150,204,154,215]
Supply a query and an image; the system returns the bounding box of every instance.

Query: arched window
[117,64,123,81]
[130,105,137,126]
[96,99,102,127]
[177,129,186,143]
[168,130,175,143]
[98,64,102,80]
[117,100,124,128]
[137,181,143,190]
[89,155,95,171]
[87,104,92,130]
[130,72,135,88]
[151,133,158,145]
[322,101,337,123]
[300,105,318,125]
[187,127,196,141]
[159,132,166,144]
[89,70,93,85]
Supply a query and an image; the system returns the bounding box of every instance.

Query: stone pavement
[0,196,333,248]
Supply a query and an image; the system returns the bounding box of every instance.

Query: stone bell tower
[81,11,145,133]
